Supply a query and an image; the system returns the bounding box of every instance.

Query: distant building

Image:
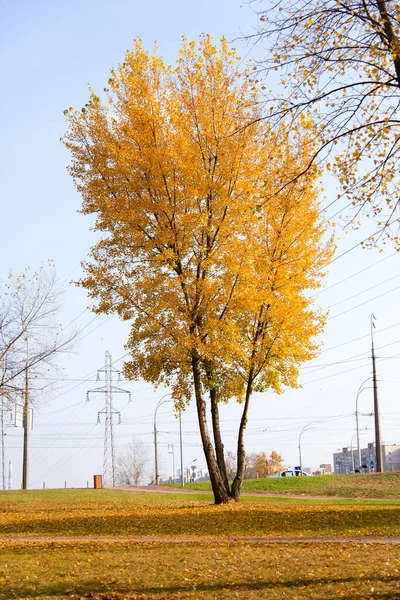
[333,442,400,474]
[303,464,332,476]
[176,467,209,483]
[319,464,332,475]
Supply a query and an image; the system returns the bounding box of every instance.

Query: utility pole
[371,314,383,472]
[298,421,320,475]
[179,410,184,488]
[154,394,172,485]
[0,389,5,490]
[154,416,158,485]
[355,378,372,471]
[8,460,12,490]
[22,364,29,490]
[87,351,131,487]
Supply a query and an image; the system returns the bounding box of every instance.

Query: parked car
[269,469,313,477]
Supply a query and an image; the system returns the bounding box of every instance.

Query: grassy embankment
[0,488,399,599]
[171,471,400,498]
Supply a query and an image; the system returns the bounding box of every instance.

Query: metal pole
[8,460,12,490]
[0,389,5,490]
[172,447,175,484]
[154,418,158,485]
[299,421,320,475]
[22,364,29,490]
[356,397,361,470]
[355,379,372,471]
[179,410,184,488]
[350,432,357,474]
[154,394,173,486]
[371,314,383,472]
[298,439,303,474]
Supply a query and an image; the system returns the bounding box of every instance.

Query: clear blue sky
[1,0,400,488]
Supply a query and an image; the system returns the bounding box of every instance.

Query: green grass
[1,541,400,599]
[170,471,400,498]
[1,490,400,599]
[0,488,399,538]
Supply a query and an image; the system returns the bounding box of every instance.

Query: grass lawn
[171,471,400,499]
[1,541,400,599]
[0,489,399,599]
[0,488,399,537]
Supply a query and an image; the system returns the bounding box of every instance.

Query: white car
[270,469,313,477]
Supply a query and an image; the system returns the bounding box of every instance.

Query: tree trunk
[230,373,253,501]
[191,353,230,504]
[203,360,230,495]
[209,387,230,494]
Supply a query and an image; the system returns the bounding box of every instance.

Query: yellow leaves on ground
[1,540,400,599]
[0,489,399,538]
[0,490,399,598]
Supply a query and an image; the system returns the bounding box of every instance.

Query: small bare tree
[225,451,237,480]
[0,266,76,489]
[115,438,150,486]
[0,266,76,399]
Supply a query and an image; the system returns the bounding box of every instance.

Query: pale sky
[1,0,399,489]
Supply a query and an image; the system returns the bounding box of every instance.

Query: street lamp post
[355,378,372,471]
[179,410,184,488]
[186,458,197,483]
[154,394,184,487]
[154,394,173,486]
[371,314,383,472]
[350,432,358,474]
[298,421,320,475]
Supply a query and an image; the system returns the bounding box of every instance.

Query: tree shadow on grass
[1,505,400,536]
[4,573,400,599]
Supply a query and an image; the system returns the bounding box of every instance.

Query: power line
[325,218,399,269]
[312,252,397,299]
[321,321,400,354]
[328,284,400,321]
[325,272,400,310]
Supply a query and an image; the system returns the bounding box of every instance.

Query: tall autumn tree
[64,36,332,504]
[248,0,400,243]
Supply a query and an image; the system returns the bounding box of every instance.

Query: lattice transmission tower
[86,351,131,487]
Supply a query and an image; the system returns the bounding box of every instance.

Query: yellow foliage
[254,0,400,240]
[64,36,333,408]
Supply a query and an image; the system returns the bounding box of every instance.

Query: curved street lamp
[153,394,184,487]
[355,378,372,471]
[298,421,320,475]
[351,427,369,473]
[154,394,172,486]
[350,431,358,474]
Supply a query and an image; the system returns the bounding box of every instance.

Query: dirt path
[117,485,398,502]
[1,534,399,546]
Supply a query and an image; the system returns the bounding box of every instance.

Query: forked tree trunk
[230,373,253,501]
[209,387,230,494]
[191,353,231,504]
[204,358,230,494]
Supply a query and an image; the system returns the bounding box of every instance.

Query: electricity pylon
[86,351,131,487]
